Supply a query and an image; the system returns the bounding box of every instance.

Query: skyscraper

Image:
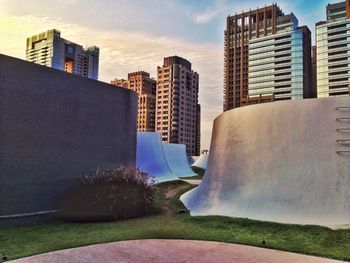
[316,0,350,97]
[156,56,200,156]
[26,29,99,80]
[224,4,314,111]
[111,71,156,132]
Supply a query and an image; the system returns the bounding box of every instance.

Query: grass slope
[1,180,350,261]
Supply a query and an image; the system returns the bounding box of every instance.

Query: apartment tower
[156,56,200,156]
[111,71,156,132]
[26,29,99,80]
[316,0,350,97]
[224,4,314,111]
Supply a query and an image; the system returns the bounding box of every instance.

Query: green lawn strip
[1,180,349,261]
[179,167,205,180]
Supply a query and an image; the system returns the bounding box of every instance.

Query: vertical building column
[256,13,259,38]
[346,0,350,19]
[248,11,252,39]
[225,16,231,111]
[240,14,244,103]
[234,16,237,107]
[264,6,267,36]
[272,4,276,34]
[168,66,173,143]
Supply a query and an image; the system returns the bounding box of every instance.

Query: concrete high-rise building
[111,78,129,88]
[316,0,350,97]
[156,56,200,156]
[26,29,99,80]
[111,71,156,132]
[224,4,314,111]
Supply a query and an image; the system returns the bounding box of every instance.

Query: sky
[0,0,340,150]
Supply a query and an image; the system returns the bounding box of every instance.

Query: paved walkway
[9,239,346,263]
[182,179,201,185]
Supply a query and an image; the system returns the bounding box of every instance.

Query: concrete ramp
[191,152,208,169]
[182,97,350,226]
[137,132,178,183]
[163,143,196,178]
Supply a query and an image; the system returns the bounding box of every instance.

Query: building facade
[111,78,129,88]
[311,46,317,97]
[156,56,200,156]
[316,0,350,97]
[224,4,314,111]
[111,71,156,132]
[26,29,99,80]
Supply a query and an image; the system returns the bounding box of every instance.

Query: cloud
[58,0,79,5]
[194,9,221,24]
[0,14,223,150]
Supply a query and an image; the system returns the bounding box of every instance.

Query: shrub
[59,166,156,222]
[0,253,7,262]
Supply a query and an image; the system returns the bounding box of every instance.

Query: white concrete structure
[136,132,178,182]
[191,152,209,170]
[182,97,350,226]
[188,156,199,165]
[163,143,196,178]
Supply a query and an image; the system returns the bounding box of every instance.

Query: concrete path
[182,179,201,185]
[9,239,346,263]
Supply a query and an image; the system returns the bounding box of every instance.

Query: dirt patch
[165,185,189,199]
[162,206,172,216]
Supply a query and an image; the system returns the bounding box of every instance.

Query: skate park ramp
[163,143,196,178]
[191,152,208,169]
[181,97,350,226]
[136,132,178,183]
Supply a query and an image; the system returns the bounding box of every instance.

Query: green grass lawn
[179,166,205,180]
[1,180,350,261]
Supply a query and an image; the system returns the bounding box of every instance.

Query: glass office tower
[316,0,350,97]
[224,4,314,111]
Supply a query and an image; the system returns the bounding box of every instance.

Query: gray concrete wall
[0,54,137,225]
[182,97,350,226]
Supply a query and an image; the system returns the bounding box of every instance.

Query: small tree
[59,166,156,222]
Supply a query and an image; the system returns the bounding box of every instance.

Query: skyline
[0,0,341,149]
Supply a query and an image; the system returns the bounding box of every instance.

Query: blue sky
[0,0,340,149]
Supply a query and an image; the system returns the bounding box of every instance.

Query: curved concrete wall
[163,143,196,178]
[136,132,178,182]
[188,156,199,165]
[0,54,137,225]
[182,97,350,226]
